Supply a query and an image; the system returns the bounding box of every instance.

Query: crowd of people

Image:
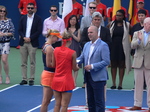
[1,0,150,112]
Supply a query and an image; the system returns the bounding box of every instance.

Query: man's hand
[138,31,142,41]
[84,65,92,71]
[26,38,31,42]
[24,37,31,42]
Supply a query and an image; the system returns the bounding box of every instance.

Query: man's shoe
[118,86,123,90]
[129,106,141,110]
[29,80,34,86]
[131,88,135,91]
[20,80,27,85]
[110,86,116,89]
[82,84,85,88]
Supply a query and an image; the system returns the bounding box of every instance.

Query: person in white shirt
[18,3,42,85]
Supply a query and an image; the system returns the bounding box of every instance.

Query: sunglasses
[89,7,96,9]
[27,7,34,10]
[50,10,57,12]
[0,10,6,13]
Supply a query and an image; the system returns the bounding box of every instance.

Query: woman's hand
[68,28,73,35]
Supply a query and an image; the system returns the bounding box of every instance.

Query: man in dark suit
[18,3,42,85]
[81,12,112,50]
[77,26,110,112]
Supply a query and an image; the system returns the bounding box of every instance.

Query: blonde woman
[52,31,79,112]
[40,29,62,112]
[0,5,15,84]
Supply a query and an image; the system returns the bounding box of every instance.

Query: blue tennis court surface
[0,85,148,112]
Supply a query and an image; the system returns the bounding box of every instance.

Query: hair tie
[62,38,72,46]
[62,38,72,42]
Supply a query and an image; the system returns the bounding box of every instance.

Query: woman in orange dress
[52,31,79,112]
[40,29,62,112]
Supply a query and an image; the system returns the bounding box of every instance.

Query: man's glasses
[50,10,57,12]
[0,10,6,13]
[89,7,96,9]
[27,7,34,10]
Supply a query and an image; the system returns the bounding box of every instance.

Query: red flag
[128,0,137,26]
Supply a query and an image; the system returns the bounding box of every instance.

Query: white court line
[0,84,42,93]
[106,88,145,92]
[26,87,81,112]
[0,84,18,92]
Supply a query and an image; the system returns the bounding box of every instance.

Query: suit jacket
[81,26,112,50]
[80,16,92,33]
[18,14,42,47]
[77,38,110,82]
[131,29,150,69]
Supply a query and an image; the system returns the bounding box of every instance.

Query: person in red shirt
[52,31,79,112]
[95,0,107,21]
[64,0,83,27]
[135,0,149,23]
[18,0,37,15]
[71,0,83,19]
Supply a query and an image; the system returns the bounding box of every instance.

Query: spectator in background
[95,0,107,21]
[130,17,150,111]
[109,9,131,90]
[71,0,83,20]
[40,29,62,112]
[0,5,15,84]
[80,2,97,33]
[107,0,127,23]
[81,12,111,50]
[130,9,147,90]
[66,15,81,86]
[64,0,83,27]
[18,3,42,86]
[17,0,37,49]
[80,2,105,33]
[18,0,37,15]
[52,31,79,112]
[135,0,149,23]
[42,5,65,48]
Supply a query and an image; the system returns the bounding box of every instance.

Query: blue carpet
[0,85,148,112]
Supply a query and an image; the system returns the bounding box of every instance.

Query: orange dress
[52,47,75,92]
[41,44,55,87]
